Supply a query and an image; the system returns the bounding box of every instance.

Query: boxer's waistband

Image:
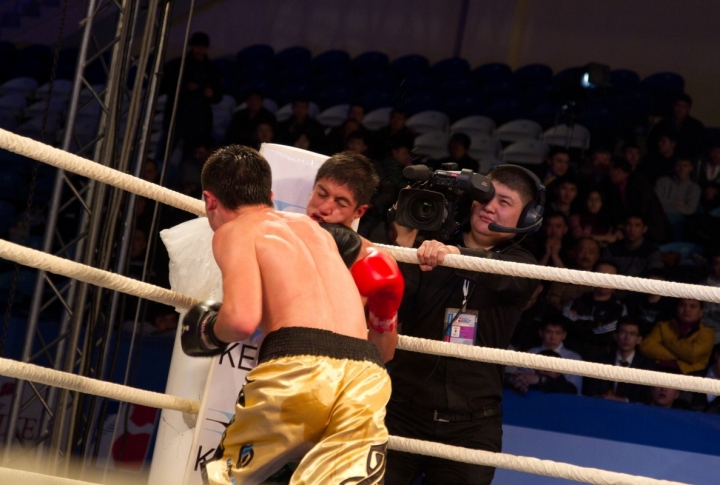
[258,327,385,368]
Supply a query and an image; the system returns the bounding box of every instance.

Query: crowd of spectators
[3,34,720,418]
[152,37,720,416]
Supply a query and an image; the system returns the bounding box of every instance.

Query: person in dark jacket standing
[161,32,223,160]
[385,165,542,485]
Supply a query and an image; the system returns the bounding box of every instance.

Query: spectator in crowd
[510,283,549,351]
[655,157,701,216]
[625,268,676,336]
[692,344,720,413]
[640,298,715,374]
[506,349,579,395]
[142,158,159,184]
[548,176,579,217]
[602,214,663,278]
[639,131,678,183]
[251,121,275,150]
[647,93,708,160]
[326,104,366,154]
[292,130,312,151]
[563,260,628,360]
[326,118,363,154]
[176,135,215,199]
[160,32,223,160]
[623,142,642,172]
[433,132,477,171]
[582,318,654,404]
[374,137,417,216]
[577,148,612,194]
[568,189,621,246]
[276,98,324,149]
[605,158,672,244]
[701,253,720,344]
[528,212,571,268]
[546,237,600,310]
[696,139,720,211]
[346,130,372,157]
[537,147,571,186]
[386,165,540,485]
[650,384,690,410]
[371,108,415,159]
[223,91,275,147]
[514,319,583,394]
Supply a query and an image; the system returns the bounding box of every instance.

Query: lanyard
[461,280,470,309]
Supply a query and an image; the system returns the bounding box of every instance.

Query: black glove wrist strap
[201,312,228,350]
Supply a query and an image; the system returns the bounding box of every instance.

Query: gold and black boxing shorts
[203,327,391,485]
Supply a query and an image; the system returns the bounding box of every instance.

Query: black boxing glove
[320,222,362,268]
[181,300,228,357]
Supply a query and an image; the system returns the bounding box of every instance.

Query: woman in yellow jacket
[640,298,715,374]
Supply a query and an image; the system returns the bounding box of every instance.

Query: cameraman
[386,165,542,485]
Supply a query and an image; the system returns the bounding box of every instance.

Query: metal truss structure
[3,0,173,476]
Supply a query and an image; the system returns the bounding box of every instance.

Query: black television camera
[391,163,494,241]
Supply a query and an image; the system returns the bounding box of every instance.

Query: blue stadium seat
[397,73,435,93]
[496,119,543,144]
[406,110,450,134]
[19,44,52,64]
[352,51,389,74]
[213,57,236,77]
[613,90,650,117]
[277,64,313,84]
[438,76,479,101]
[316,69,355,89]
[315,85,357,110]
[641,72,684,96]
[641,72,685,116]
[608,69,640,93]
[356,71,397,94]
[0,92,27,118]
[552,66,585,90]
[236,44,274,66]
[274,82,315,106]
[358,89,395,112]
[0,111,17,131]
[390,54,429,77]
[430,57,470,81]
[513,64,553,90]
[481,80,519,99]
[317,104,350,127]
[484,97,526,126]
[528,99,559,128]
[238,62,276,81]
[441,94,485,121]
[312,50,351,73]
[522,83,553,105]
[275,46,313,68]
[1,76,38,99]
[397,91,439,115]
[471,63,511,86]
[577,103,618,132]
[233,79,276,101]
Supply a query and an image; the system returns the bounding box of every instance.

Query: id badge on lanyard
[443,280,478,346]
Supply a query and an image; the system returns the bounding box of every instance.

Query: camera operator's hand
[417,240,460,271]
[392,221,419,248]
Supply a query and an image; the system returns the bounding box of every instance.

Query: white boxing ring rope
[0,129,710,485]
[2,128,720,304]
[0,466,102,485]
[1,237,719,397]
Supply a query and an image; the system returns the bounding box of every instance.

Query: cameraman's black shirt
[390,238,539,414]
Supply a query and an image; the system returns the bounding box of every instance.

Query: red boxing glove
[351,248,404,333]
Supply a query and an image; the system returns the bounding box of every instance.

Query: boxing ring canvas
[149,144,328,485]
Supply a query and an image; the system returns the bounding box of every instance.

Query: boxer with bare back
[180,145,400,485]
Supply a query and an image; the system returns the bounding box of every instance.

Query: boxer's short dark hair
[314,151,379,207]
[201,145,272,209]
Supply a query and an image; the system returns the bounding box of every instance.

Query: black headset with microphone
[486,164,546,235]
